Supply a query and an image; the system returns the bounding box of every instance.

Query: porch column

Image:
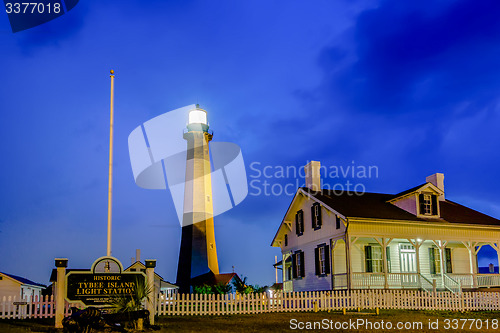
[463,241,481,288]
[345,235,352,289]
[282,253,286,285]
[375,238,392,289]
[490,242,500,274]
[282,252,291,290]
[330,239,338,289]
[408,239,423,288]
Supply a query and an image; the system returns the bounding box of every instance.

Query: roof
[273,256,292,267]
[190,272,241,287]
[391,183,428,199]
[304,187,500,225]
[1,272,46,288]
[272,184,500,247]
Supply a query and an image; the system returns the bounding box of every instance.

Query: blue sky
[1,0,500,286]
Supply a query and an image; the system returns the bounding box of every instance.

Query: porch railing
[447,274,500,289]
[352,273,385,289]
[477,274,500,288]
[443,274,461,293]
[345,273,500,291]
[352,273,421,289]
[332,273,348,289]
[419,274,434,293]
[448,274,473,288]
[387,273,420,289]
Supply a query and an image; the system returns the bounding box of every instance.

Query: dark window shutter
[295,213,299,235]
[299,252,305,278]
[431,195,438,215]
[445,248,452,273]
[336,216,341,229]
[429,248,436,274]
[324,245,330,275]
[292,254,297,279]
[311,205,316,229]
[284,234,288,247]
[386,246,391,273]
[419,194,425,215]
[314,247,320,275]
[365,246,372,273]
[316,205,322,228]
[299,210,304,234]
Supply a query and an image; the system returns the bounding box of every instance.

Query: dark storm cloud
[320,0,500,114]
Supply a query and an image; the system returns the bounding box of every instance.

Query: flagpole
[107,69,115,257]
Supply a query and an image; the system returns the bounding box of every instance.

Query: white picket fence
[157,290,500,315]
[0,295,84,319]
[3,290,500,319]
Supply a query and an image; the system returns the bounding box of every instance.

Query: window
[429,247,441,274]
[284,234,288,247]
[295,210,304,236]
[311,203,322,230]
[445,248,453,273]
[292,251,305,278]
[419,193,438,215]
[429,247,452,274]
[336,216,341,229]
[315,244,330,276]
[365,245,391,273]
[423,194,432,214]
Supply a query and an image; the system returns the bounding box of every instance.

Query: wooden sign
[65,256,146,306]
[66,272,145,306]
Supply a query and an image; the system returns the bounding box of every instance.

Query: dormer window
[419,193,438,216]
[423,194,432,215]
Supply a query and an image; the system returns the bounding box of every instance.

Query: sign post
[145,260,156,325]
[55,258,68,328]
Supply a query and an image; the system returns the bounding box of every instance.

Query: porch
[331,237,500,292]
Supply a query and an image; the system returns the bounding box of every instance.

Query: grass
[2,310,500,332]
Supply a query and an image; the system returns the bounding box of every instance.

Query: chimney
[426,173,445,201]
[305,161,321,191]
[136,249,141,263]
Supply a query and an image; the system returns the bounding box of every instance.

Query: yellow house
[0,272,45,301]
[272,161,500,293]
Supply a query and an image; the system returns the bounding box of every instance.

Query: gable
[388,183,444,218]
[125,261,146,272]
[389,182,443,203]
[271,190,306,247]
[271,188,345,247]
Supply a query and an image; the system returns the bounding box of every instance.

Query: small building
[272,161,500,292]
[124,261,178,298]
[0,272,46,300]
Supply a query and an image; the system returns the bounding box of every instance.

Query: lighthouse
[176,105,220,292]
